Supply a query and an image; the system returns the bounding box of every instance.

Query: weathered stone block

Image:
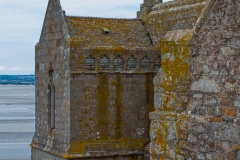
[191,77,222,93]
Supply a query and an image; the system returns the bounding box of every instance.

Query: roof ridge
[67,15,141,21]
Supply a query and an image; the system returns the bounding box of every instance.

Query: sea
[0,85,35,160]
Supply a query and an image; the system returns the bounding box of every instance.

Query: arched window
[114,55,123,71]
[127,56,136,71]
[100,55,109,71]
[141,56,150,71]
[85,55,95,70]
[154,57,161,71]
[49,70,55,129]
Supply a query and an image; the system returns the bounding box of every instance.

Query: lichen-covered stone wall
[150,29,193,159]
[150,0,240,159]
[65,18,160,158]
[68,73,154,158]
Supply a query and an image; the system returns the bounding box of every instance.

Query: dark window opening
[49,70,55,130]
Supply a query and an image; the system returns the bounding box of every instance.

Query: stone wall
[187,0,240,158]
[61,21,162,156]
[150,0,240,159]
[68,73,154,158]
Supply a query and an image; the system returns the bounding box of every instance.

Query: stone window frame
[140,56,150,71]
[85,55,95,71]
[113,55,123,71]
[99,55,110,71]
[127,55,137,71]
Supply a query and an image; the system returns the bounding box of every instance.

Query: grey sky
[0,0,171,75]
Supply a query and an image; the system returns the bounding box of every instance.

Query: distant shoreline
[0,75,35,85]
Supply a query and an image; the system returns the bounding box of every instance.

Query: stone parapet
[137,0,162,22]
[147,0,207,47]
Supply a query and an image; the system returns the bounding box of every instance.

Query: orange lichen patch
[223,108,237,117]
[35,43,39,52]
[158,31,192,112]
[30,141,34,147]
[67,17,153,50]
[67,141,87,156]
[232,144,240,151]
[156,122,168,152]
[113,74,123,138]
[208,116,222,123]
[97,74,110,138]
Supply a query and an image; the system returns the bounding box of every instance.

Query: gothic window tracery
[85,55,95,70]
[141,56,150,71]
[114,55,123,71]
[127,56,136,71]
[100,55,109,71]
[154,57,161,71]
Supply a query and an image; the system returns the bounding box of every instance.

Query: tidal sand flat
[0,85,35,160]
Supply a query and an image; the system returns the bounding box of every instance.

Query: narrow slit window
[50,86,55,129]
[49,70,55,129]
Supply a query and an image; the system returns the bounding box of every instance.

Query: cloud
[0,66,6,71]
[10,67,22,71]
[0,66,34,75]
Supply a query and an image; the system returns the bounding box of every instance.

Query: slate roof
[66,16,153,49]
